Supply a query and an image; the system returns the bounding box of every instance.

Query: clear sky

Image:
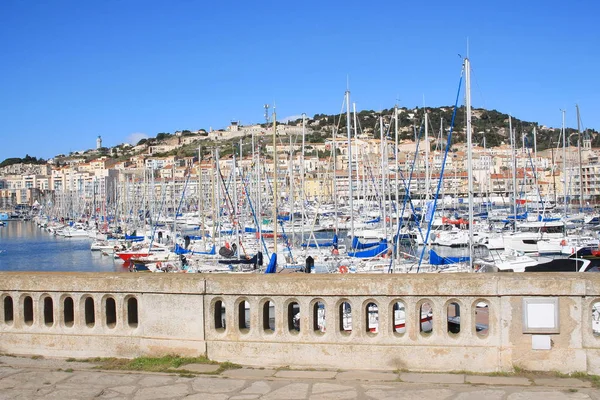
[0,0,598,161]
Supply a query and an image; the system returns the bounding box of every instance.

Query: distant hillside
[0,155,46,169]
[286,106,599,151]
[3,106,598,167]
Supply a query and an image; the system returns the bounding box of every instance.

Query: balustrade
[0,273,599,374]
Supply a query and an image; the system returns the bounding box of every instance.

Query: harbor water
[0,221,122,272]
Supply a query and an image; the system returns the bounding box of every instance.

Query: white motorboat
[502,220,566,253]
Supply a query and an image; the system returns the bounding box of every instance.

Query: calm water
[0,221,123,272]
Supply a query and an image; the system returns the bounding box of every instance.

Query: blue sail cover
[537,214,560,222]
[502,211,528,222]
[174,243,216,255]
[301,234,339,248]
[351,236,385,250]
[188,234,209,240]
[125,235,145,242]
[429,249,469,265]
[244,227,273,233]
[265,253,277,273]
[348,242,388,258]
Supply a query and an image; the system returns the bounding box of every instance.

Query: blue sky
[0,0,598,161]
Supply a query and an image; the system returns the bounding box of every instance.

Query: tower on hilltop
[96,136,102,149]
[583,131,592,150]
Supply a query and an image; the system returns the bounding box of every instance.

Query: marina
[0,41,599,279]
[4,0,600,387]
[3,58,598,275]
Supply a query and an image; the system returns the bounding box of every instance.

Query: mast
[353,103,360,212]
[465,57,474,271]
[576,104,584,210]
[532,126,540,208]
[215,148,221,247]
[233,144,240,259]
[345,89,354,239]
[551,144,557,204]
[533,126,537,173]
[256,130,262,244]
[199,145,205,250]
[272,109,278,257]
[239,138,245,242]
[380,114,387,242]
[251,129,255,236]
[509,115,517,229]
[424,110,430,201]
[394,105,399,236]
[289,134,294,244]
[332,125,338,233]
[210,148,216,249]
[440,117,445,199]
[301,113,306,244]
[561,110,568,214]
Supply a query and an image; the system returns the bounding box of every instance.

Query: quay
[0,355,599,399]
[2,272,600,376]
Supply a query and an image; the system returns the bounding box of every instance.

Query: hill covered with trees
[0,154,46,168]
[287,106,599,151]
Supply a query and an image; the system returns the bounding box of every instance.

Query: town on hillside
[0,106,597,214]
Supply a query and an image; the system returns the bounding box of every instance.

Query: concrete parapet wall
[1,272,599,373]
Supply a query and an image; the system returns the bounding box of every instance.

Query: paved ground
[0,356,599,399]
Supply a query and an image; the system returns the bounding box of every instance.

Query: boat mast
[394,105,399,238]
[301,113,306,244]
[256,128,262,244]
[332,125,338,234]
[345,89,354,240]
[561,109,567,215]
[533,126,537,174]
[464,57,474,271]
[272,109,278,257]
[424,110,430,202]
[215,148,221,247]
[251,129,255,236]
[239,138,245,242]
[289,134,295,244]
[576,104,584,211]
[199,145,205,250]
[440,117,444,200]
[353,103,361,215]
[509,115,517,230]
[380,114,387,242]
[233,144,240,259]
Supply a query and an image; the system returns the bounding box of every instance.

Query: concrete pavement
[0,355,599,399]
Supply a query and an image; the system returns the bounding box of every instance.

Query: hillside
[288,106,599,151]
[2,106,598,166]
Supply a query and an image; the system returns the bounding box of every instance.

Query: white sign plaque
[522,298,559,334]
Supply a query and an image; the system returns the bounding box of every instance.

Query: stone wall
[1,272,600,374]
